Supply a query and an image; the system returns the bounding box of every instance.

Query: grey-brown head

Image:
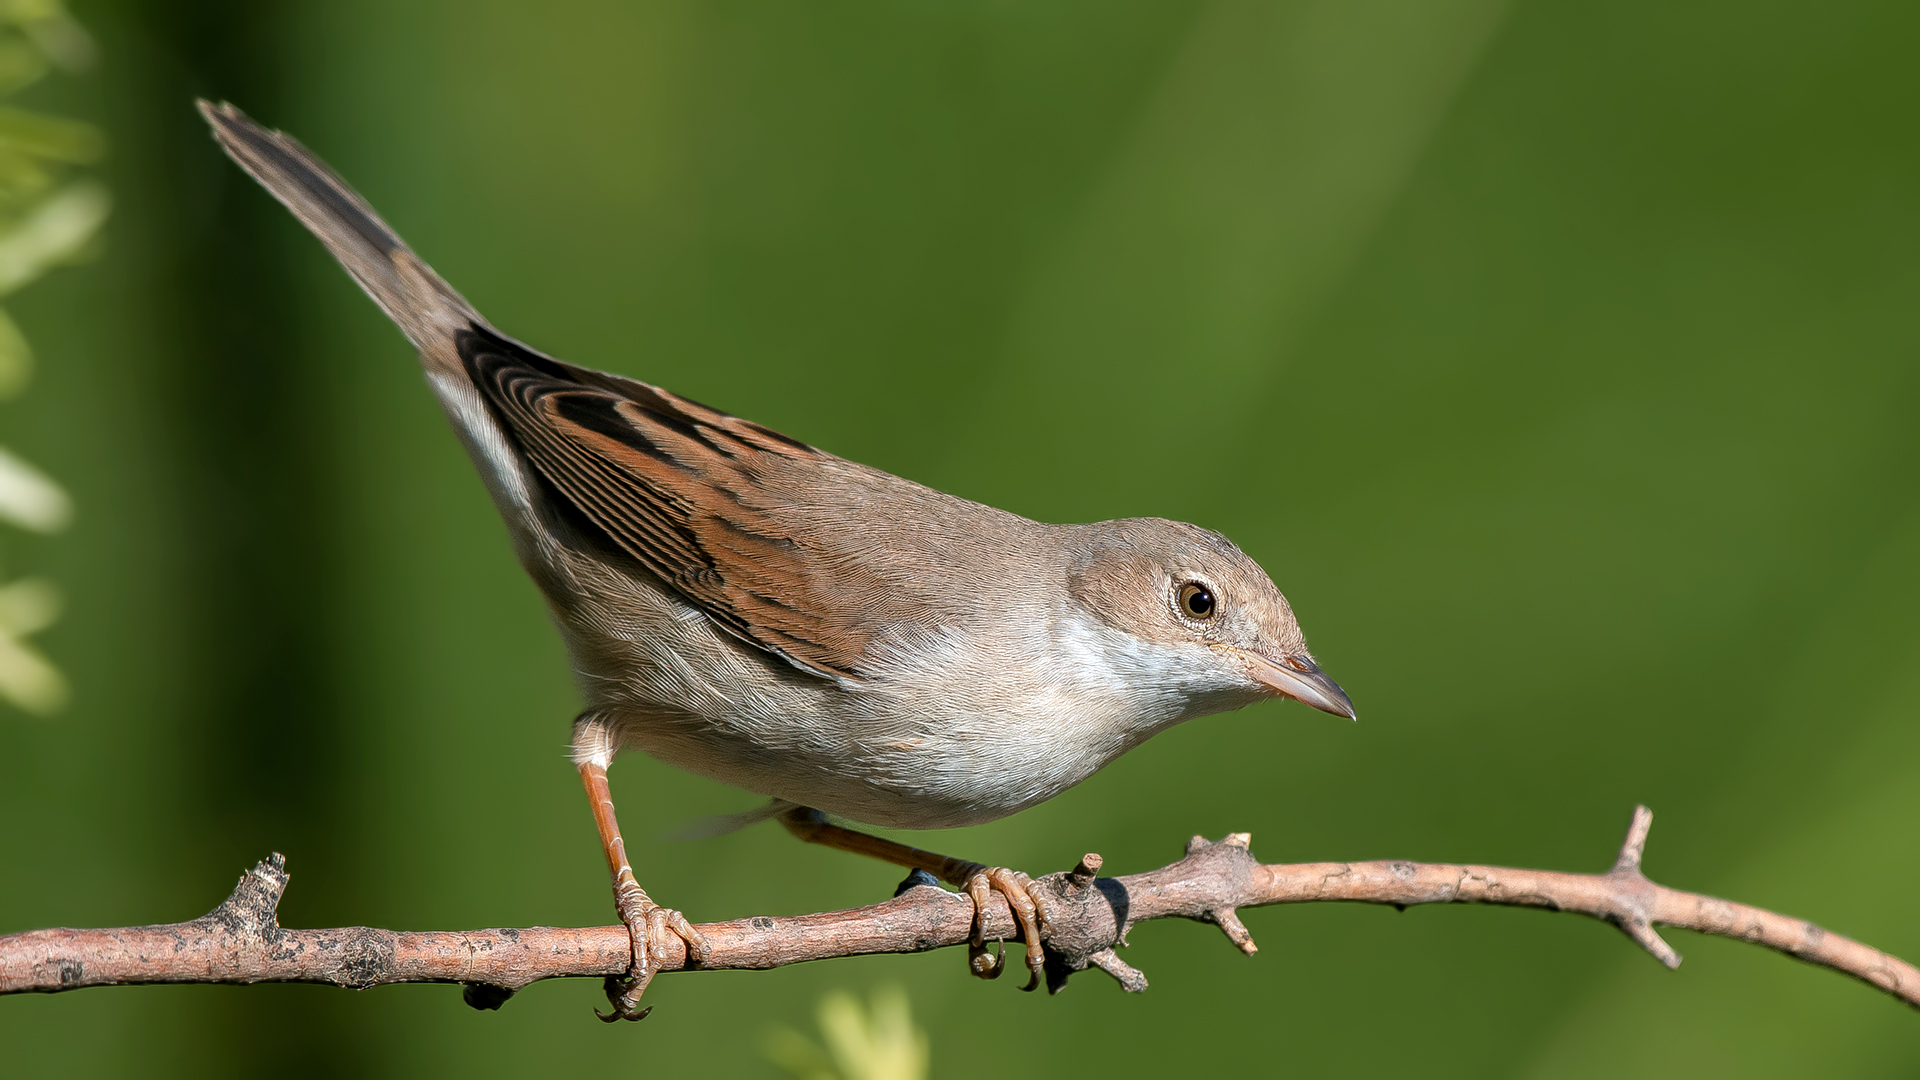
[1064,518,1355,722]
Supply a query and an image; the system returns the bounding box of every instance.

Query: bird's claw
[597,900,709,1021]
[964,866,1050,992]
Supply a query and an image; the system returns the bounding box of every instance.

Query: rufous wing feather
[456,324,891,679]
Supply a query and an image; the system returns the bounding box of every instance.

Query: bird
[199,100,1355,1021]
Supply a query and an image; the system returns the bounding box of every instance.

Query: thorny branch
[1,807,1914,1013]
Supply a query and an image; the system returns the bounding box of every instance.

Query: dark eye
[1178,582,1216,619]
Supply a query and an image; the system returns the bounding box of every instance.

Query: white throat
[1046,608,1258,736]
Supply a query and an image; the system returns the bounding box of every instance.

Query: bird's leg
[778,807,1051,991]
[577,757,709,1021]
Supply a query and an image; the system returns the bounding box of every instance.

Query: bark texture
[2,808,1913,1011]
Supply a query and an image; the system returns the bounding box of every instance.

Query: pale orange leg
[779,807,1051,991]
[580,761,710,1020]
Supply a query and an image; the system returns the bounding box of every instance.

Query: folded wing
[457,325,894,680]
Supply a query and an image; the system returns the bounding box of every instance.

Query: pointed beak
[1242,653,1357,720]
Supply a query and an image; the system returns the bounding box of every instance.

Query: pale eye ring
[1177,581,1216,620]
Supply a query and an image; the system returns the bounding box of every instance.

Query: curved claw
[596,976,653,1023]
[599,902,710,1021]
[968,938,1006,979]
[965,867,1051,992]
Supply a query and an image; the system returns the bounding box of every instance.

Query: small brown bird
[201,101,1354,1020]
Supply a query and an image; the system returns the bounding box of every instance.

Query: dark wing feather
[456,324,883,679]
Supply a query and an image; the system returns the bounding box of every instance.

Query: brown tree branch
[2,807,1913,1012]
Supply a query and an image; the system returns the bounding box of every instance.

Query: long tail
[198,100,480,357]
[201,100,555,547]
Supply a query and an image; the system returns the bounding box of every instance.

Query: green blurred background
[3,0,1919,1074]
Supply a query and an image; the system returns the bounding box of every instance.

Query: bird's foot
[598,899,710,1022]
[964,866,1052,992]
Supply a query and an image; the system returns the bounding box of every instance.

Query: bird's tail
[198,100,480,355]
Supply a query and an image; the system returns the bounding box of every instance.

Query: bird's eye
[1178,582,1216,620]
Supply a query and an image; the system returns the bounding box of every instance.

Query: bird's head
[1064,518,1355,721]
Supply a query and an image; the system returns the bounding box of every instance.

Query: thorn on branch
[1619,917,1682,970]
[209,853,288,939]
[1612,805,1653,876]
[1070,853,1103,883]
[1087,948,1148,993]
[1603,807,1681,969]
[1210,907,1257,956]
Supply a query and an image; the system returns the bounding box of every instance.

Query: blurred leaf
[0,148,54,205]
[0,575,64,714]
[0,628,65,713]
[0,36,47,95]
[0,0,92,72]
[20,11,91,72]
[0,574,59,634]
[0,0,57,22]
[0,104,102,163]
[764,1026,839,1080]
[0,443,70,531]
[0,0,66,21]
[768,986,929,1080]
[0,177,107,295]
[0,303,29,395]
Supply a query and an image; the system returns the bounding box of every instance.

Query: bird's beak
[1242,653,1357,719]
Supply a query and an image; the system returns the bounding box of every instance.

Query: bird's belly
[616,702,1125,830]
[564,569,1161,830]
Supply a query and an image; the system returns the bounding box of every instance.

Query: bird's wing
[457,324,900,680]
